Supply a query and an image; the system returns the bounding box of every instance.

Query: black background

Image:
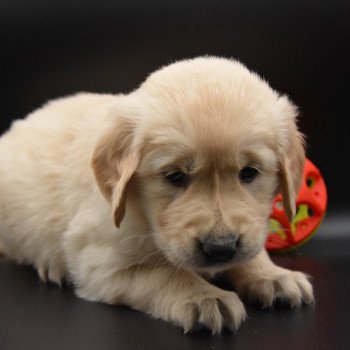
[1,1,350,349]
[1,0,350,211]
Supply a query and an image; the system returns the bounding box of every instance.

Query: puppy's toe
[171,301,200,333]
[171,289,246,334]
[36,264,64,285]
[238,270,314,308]
[37,265,48,283]
[197,298,223,334]
[217,292,247,332]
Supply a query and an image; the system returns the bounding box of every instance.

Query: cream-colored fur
[0,57,313,334]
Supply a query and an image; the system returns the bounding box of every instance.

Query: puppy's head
[92,57,305,273]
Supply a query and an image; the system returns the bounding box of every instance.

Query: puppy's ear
[279,111,306,222]
[92,116,140,228]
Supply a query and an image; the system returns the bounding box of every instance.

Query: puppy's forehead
[138,57,294,172]
[142,120,278,175]
[141,57,280,112]
[141,58,287,136]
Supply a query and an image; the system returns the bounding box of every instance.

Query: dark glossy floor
[1,213,349,350]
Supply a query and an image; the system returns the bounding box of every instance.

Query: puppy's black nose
[199,235,238,264]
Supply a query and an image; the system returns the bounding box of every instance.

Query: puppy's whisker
[136,249,162,274]
[119,233,155,244]
[276,247,290,260]
[174,259,186,276]
[267,241,302,258]
[126,249,161,269]
[169,257,182,278]
[154,255,168,269]
[267,236,303,256]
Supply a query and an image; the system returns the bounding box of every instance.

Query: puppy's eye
[239,166,259,183]
[165,171,190,187]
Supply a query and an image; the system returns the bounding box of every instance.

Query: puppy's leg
[225,249,314,308]
[69,259,246,334]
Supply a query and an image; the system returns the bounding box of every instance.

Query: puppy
[0,57,313,334]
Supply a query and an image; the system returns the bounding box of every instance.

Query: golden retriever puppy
[0,57,313,334]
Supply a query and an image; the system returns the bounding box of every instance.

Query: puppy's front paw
[235,269,314,308]
[169,289,246,334]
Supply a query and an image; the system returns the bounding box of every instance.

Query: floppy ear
[279,120,306,222]
[92,117,140,228]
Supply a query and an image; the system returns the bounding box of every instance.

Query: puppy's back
[0,93,116,265]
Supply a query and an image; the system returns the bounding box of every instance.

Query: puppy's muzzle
[199,234,238,264]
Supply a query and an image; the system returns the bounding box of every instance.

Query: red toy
[266,159,327,252]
